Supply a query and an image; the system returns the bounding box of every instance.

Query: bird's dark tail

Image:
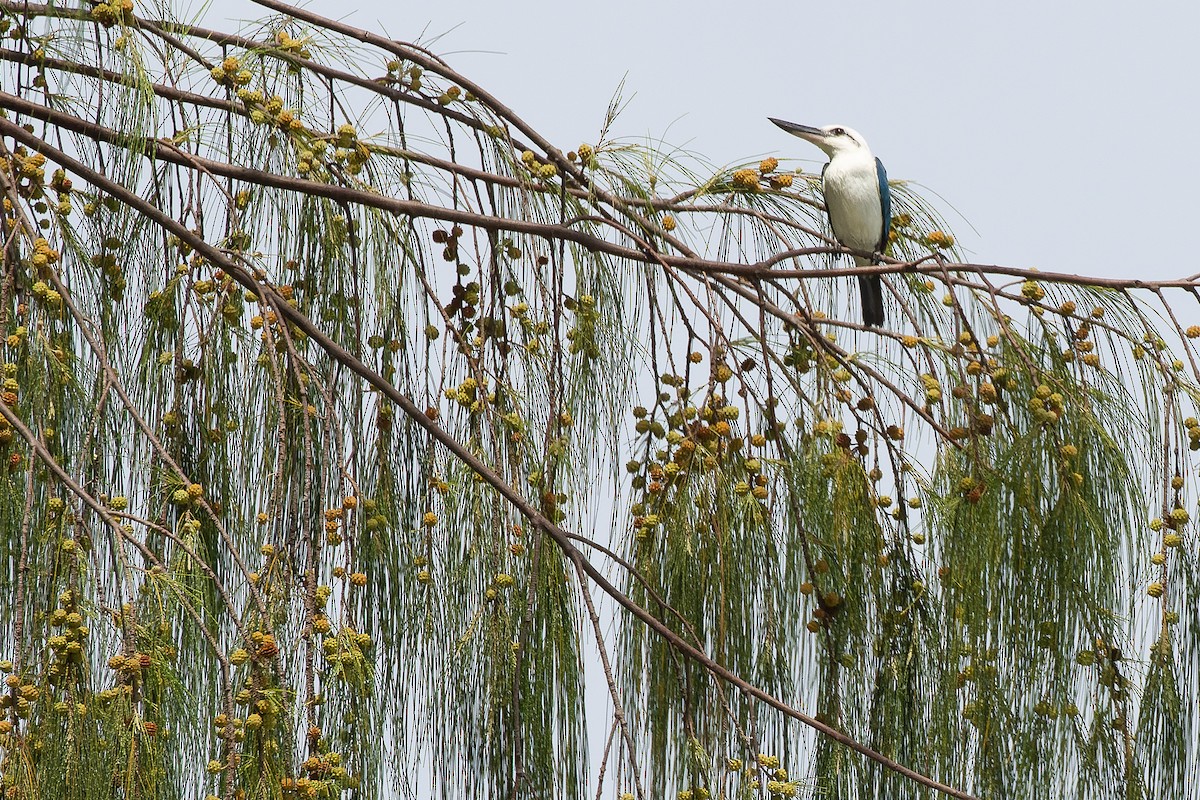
[857,274,885,327]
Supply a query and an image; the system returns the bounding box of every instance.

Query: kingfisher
[769,118,891,327]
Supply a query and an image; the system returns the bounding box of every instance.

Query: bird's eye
[831,127,845,135]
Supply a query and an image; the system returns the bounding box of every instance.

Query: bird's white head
[768,118,870,159]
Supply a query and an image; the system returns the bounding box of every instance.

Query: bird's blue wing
[820,160,830,225]
[875,157,891,254]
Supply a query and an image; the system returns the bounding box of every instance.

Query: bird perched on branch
[769,118,890,327]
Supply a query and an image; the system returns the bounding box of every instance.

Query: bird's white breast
[822,154,883,259]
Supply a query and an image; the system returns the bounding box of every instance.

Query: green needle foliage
[0,3,1198,800]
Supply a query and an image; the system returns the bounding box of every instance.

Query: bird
[769,118,891,327]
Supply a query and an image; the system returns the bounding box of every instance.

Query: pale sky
[385,0,1200,287]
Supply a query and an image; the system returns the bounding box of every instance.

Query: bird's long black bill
[858,274,885,328]
[768,118,825,139]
